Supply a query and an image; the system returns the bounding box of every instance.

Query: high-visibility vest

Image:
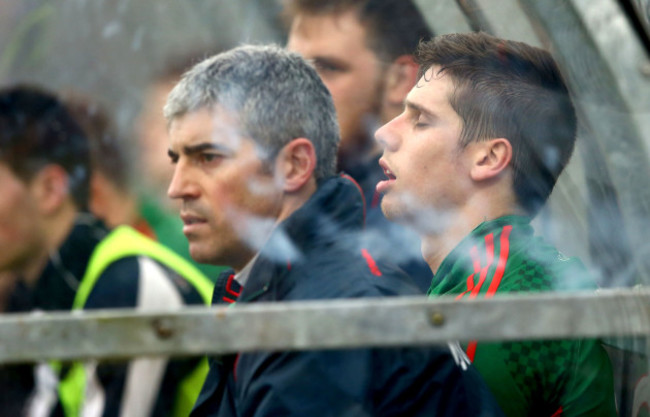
[56,225,214,417]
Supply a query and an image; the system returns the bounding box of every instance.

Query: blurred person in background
[64,93,156,238]
[165,44,504,417]
[0,85,213,417]
[135,52,229,281]
[375,32,616,416]
[284,0,433,292]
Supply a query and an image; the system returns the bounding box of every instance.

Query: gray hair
[164,44,340,181]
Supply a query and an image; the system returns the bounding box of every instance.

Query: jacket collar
[238,175,365,302]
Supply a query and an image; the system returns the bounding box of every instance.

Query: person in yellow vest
[0,85,213,417]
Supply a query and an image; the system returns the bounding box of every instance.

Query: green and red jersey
[428,215,616,417]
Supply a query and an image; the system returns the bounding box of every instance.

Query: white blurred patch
[388,189,458,236]
[448,341,470,371]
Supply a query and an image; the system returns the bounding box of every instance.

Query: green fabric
[60,225,213,417]
[429,215,617,417]
[57,363,85,417]
[172,357,210,417]
[73,225,213,308]
[139,195,228,282]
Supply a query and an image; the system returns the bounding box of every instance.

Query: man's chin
[188,245,214,265]
[381,198,430,234]
[380,199,406,223]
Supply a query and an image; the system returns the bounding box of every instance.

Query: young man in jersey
[165,44,503,417]
[284,0,433,291]
[375,32,616,416]
[0,85,213,416]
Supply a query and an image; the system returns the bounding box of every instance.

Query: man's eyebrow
[309,56,350,70]
[182,142,230,155]
[404,100,435,118]
[167,142,231,161]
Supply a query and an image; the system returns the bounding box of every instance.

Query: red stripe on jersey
[456,247,482,299]
[466,341,478,362]
[470,233,495,298]
[455,273,475,300]
[458,229,508,362]
[486,225,512,297]
[361,249,382,276]
[464,247,480,360]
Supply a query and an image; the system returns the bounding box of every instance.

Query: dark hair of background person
[0,84,91,210]
[416,32,577,216]
[281,0,434,62]
[64,93,132,193]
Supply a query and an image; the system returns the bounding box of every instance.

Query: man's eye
[199,153,223,164]
[413,115,428,129]
[313,60,342,74]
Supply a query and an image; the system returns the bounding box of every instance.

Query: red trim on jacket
[340,173,366,226]
[222,274,241,304]
[361,249,382,276]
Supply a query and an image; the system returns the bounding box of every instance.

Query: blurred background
[1,0,649,289]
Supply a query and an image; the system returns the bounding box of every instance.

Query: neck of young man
[421,196,522,275]
[20,204,78,287]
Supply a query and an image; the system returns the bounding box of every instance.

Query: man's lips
[180,213,208,233]
[376,159,396,194]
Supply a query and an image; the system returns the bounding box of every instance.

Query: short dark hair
[0,85,91,209]
[282,0,433,62]
[416,32,577,216]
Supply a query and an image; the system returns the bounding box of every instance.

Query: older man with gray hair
[165,44,503,417]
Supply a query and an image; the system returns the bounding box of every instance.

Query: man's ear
[470,138,513,182]
[277,138,316,192]
[29,164,70,215]
[384,54,419,106]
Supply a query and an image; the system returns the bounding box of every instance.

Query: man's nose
[375,118,400,152]
[167,161,198,201]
